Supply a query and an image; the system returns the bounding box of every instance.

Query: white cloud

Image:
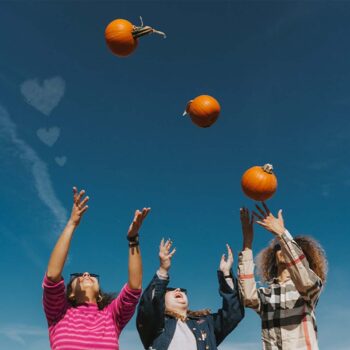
[0,105,67,230]
[55,155,67,167]
[0,324,47,346]
[37,126,61,147]
[20,76,65,116]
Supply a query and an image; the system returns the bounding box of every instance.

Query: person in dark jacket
[136,239,244,350]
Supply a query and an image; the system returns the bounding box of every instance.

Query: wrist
[159,266,169,276]
[67,219,79,229]
[243,241,252,249]
[221,270,231,277]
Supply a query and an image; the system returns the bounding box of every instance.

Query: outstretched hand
[159,238,176,274]
[253,202,285,236]
[127,208,151,240]
[219,244,234,275]
[69,187,89,226]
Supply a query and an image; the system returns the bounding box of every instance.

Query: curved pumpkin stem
[262,164,274,174]
[132,16,166,39]
[182,100,193,117]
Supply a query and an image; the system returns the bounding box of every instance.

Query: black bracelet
[129,241,140,248]
[127,234,139,243]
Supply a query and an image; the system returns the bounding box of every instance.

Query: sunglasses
[166,287,187,295]
[70,273,100,282]
[274,244,281,252]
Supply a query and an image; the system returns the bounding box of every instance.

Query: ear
[68,291,75,301]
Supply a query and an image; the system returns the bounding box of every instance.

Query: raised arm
[213,244,245,345]
[46,187,89,282]
[237,207,261,313]
[126,208,150,289]
[255,202,323,305]
[110,208,149,333]
[136,239,176,349]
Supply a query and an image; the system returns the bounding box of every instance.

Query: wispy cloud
[0,105,67,230]
[20,76,65,116]
[0,324,47,346]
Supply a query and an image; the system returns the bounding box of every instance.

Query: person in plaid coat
[238,203,327,350]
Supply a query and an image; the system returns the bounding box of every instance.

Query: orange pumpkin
[105,17,166,57]
[183,95,221,128]
[241,164,277,201]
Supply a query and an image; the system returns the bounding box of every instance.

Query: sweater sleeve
[237,250,261,314]
[42,274,68,326]
[278,231,323,306]
[110,283,142,336]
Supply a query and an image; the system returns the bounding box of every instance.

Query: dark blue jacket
[136,271,244,350]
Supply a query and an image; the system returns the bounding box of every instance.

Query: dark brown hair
[66,279,117,310]
[256,235,328,284]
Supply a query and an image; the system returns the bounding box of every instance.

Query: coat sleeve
[278,231,323,307]
[136,272,169,349]
[237,249,262,314]
[212,270,245,346]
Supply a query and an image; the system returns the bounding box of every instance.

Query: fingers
[256,220,268,228]
[79,195,90,209]
[160,238,173,252]
[262,202,271,215]
[252,210,264,221]
[141,207,151,219]
[159,238,165,249]
[79,205,89,214]
[226,244,233,259]
[168,248,176,258]
[278,209,283,221]
[255,204,266,218]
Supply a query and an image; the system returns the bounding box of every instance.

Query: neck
[166,307,187,319]
[277,264,290,283]
[75,291,97,304]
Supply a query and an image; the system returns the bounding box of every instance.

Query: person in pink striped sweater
[42,186,150,350]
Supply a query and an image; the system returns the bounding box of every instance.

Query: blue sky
[0,1,350,349]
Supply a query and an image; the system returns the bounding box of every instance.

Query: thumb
[278,209,283,221]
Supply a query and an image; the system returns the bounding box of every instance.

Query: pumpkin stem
[132,16,166,39]
[262,164,274,174]
[182,100,193,117]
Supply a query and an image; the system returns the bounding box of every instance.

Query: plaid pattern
[238,231,323,350]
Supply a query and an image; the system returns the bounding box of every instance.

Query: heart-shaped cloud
[37,127,60,147]
[20,76,65,116]
[55,156,67,167]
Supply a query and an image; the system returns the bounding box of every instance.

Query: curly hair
[66,279,118,310]
[256,235,328,284]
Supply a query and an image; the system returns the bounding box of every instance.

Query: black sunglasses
[166,287,187,295]
[70,273,100,282]
[274,244,281,252]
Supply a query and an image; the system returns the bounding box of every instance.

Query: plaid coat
[238,231,323,350]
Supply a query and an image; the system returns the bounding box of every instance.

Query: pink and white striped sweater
[42,275,142,350]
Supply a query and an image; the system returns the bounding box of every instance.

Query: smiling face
[165,288,189,314]
[69,272,100,302]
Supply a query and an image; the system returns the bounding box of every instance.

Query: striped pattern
[238,232,323,350]
[42,275,141,350]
